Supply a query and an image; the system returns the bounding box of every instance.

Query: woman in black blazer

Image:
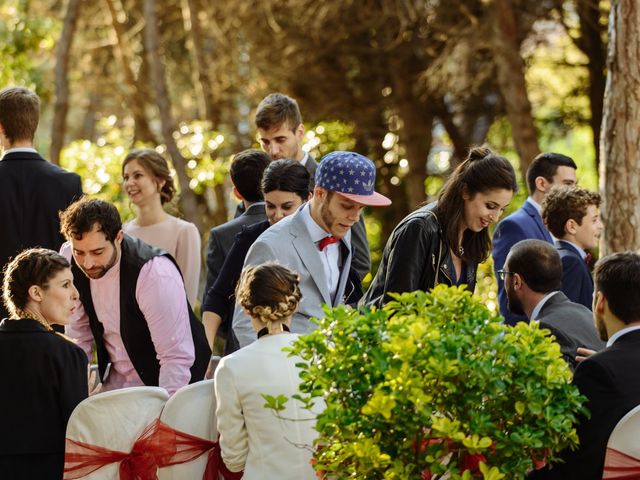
[202,160,311,355]
[0,248,88,479]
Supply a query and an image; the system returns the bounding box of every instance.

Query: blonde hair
[236,262,301,331]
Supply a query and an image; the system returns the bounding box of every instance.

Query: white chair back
[603,403,640,479]
[65,386,169,479]
[157,379,217,479]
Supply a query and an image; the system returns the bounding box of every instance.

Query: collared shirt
[606,325,640,347]
[562,239,588,260]
[531,291,560,320]
[300,151,310,168]
[62,243,195,395]
[526,196,542,215]
[300,203,340,301]
[1,147,38,159]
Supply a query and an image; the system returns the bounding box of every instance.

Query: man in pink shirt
[60,198,210,395]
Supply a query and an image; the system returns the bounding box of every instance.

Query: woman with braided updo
[0,248,88,478]
[214,262,319,479]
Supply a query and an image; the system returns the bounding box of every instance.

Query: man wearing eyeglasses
[501,239,603,371]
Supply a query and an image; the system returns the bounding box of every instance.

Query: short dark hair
[255,93,303,132]
[230,149,271,203]
[60,198,122,242]
[526,153,577,195]
[594,252,640,324]
[262,159,311,201]
[542,186,601,238]
[3,248,70,320]
[435,146,518,263]
[506,239,562,293]
[0,86,40,144]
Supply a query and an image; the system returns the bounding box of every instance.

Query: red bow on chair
[64,419,242,480]
[603,447,640,479]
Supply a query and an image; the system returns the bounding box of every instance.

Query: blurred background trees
[3,0,629,308]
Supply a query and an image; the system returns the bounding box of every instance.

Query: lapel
[522,201,553,242]
[335,236,352,306]
[288,211,332,305]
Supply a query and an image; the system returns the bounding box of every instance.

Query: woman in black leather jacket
[363,146,518,308]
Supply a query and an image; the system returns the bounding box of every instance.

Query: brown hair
[0,86,40,145]
[526,152,577,195]
[122,148,176,204]
[435,146,518,263]
[255,93,303,132]
[60,197,122,242]
[2,248,70,327]
[235,262,301,330]
[542,186,601,238]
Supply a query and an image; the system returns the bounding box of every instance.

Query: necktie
[585,252,593,266]
[318,236,339,251]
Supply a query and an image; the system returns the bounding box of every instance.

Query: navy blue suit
[492,199,554,325]
[557,240,593,311]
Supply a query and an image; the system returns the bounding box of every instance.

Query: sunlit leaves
[279,285,587,479]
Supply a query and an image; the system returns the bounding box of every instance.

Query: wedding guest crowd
[1,85,637,480]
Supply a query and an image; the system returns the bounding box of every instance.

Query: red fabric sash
[603,447,640,479]
[64,419,243,480]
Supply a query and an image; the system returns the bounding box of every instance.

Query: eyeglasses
[497,270,515,281]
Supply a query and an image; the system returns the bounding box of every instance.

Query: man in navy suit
[0,86,83,319]
[528,252,640,479]
[542,186,603,310]
[493,153,577,325]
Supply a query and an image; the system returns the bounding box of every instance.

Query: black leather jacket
[362,203,477,308]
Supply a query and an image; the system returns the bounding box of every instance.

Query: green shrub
[280,285,587,479]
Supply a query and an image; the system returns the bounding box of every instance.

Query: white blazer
[214,333,319,479]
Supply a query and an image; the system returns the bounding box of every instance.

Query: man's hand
[576,347,596,363]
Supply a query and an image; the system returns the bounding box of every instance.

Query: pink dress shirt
[62,243,195,395]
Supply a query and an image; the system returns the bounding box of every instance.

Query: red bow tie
[585,252,593,265]
[318,236,339,251]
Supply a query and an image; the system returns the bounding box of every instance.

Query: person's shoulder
[169,216,199,234]
[396,204,440,235]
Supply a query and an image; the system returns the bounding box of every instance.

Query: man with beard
[501,239,603,371]
[232,151,391,348]
[528,251,640,480]
[254,92,371,282]
[60,198,210,394]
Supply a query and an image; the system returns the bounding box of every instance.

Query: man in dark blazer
[0,86,83,319]
[542,186,603,310]
[529,251,640,480]
[254,92,370,281]
[203,149,270,302]
[493,153,577,325]
[502,239,603,371]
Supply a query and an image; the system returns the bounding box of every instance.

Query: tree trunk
[143,0,203,233]
[50,0,81,165]
[181,0,227,226]
[105,0,158,144]
[576,0,607,170]
[389,49,435,210]
[491,0,541,178]
[599,0,640,254]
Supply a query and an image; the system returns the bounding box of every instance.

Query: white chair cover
[603,403,640,479]
[65,386,169,479]
[157,379,217,479]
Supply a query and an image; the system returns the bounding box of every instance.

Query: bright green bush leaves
[284,286,587,479]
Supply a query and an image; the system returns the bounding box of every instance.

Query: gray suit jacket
[535,291,605,371]
[203,202,267,302]
[232,207,352,347]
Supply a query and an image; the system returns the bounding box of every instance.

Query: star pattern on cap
[315,151,378,195]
